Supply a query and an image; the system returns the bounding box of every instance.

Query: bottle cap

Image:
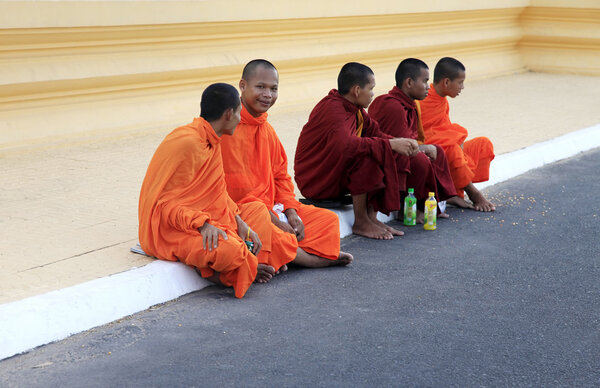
[428,192,435,197]
[408,188,414,193]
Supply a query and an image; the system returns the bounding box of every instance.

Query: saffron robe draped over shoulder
[369,86,457,202]
[419,85,495,197]
[295,89,409,214]
[220,105,340,261]
[138,117,259,298]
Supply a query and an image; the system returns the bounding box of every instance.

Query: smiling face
[239,65,279,117]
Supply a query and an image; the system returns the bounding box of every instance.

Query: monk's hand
[199,222,228,251]
[420,144,437,160]
[247,228,262,255]
[235,216,262,255]
[284,208,305,242]
[270,210,296,235]
[390,138,419,156]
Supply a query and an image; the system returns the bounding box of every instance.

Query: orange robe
[139,117,270,298]
[220,105,340,261]
[419,85,495,198]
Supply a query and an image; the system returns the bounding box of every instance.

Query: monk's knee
[239,201,270,218]
[207,238,256,274]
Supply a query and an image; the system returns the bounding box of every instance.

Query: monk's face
[224,103,242,136]
[408,67,430,101]
[446,70,465,98]
[239,65,279,117]
[357,74,376,109]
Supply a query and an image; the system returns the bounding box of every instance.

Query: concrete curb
[0,261,210,360]
[1,123,599,360]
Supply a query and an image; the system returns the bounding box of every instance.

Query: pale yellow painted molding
[519,7,600,75]
[0,0,529,28]
[1,9,523,104]
[1,3,598,149]
[529,0,600,8]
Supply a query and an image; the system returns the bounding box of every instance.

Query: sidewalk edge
[1,122,598,360]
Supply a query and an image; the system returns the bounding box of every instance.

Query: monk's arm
[164,202,212,233]
[161,139,215,233]
[234,215,262,255]
[361,110,394,139]
[269,209,296,235]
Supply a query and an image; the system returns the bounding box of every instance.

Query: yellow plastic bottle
[424,192,437,231]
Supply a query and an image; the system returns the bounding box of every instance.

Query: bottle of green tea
[403,188,417,226]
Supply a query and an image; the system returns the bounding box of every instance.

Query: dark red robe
[369,86,457,202]
[294,89,409,214]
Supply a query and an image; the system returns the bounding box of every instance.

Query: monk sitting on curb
[419,57,496,212]
[295,62,419,240]
[369,58,457,222]
[139,83,284,298]
[220,59,353,267]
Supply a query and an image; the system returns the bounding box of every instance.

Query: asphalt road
[1,148,599,387]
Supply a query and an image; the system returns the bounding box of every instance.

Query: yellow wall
[0,0,598,149]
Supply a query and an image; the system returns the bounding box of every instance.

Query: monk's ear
[404,77,413,90]
[351,84,361,98]
[223,108,233,121]
[239,79,247,92]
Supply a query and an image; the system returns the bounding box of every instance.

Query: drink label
[424,198,437,230]
[404,196,416,226]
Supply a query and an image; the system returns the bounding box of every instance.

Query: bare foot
[293,248,353,267]
[275,264,288,275]
[367,209,404,236]
[462,183,495,212]
[336,251,354,266]
[352,220,393,240]
[255,264,275,283]
[447,196,474,209]
[438,212,450,219]
[471,194,496,212]
[375,220,404,236]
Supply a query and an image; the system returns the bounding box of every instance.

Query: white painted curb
[1,123,598,361]
[477,123,600,190]
[0,261,209,360]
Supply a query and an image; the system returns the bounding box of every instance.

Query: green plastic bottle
[424,192,437,231]
[403,188,417,226]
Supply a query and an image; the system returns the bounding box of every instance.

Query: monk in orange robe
[220,59,353,267]
[369,58,458,222]
[295,62,421,239]
[139,83,288,299]
[419,57,496,212]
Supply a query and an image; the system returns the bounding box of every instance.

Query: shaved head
[395,58,428,87]
[337,62,374,95]
[242,59,277,81]
[200,83,240,122]
[433,57,465,83]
